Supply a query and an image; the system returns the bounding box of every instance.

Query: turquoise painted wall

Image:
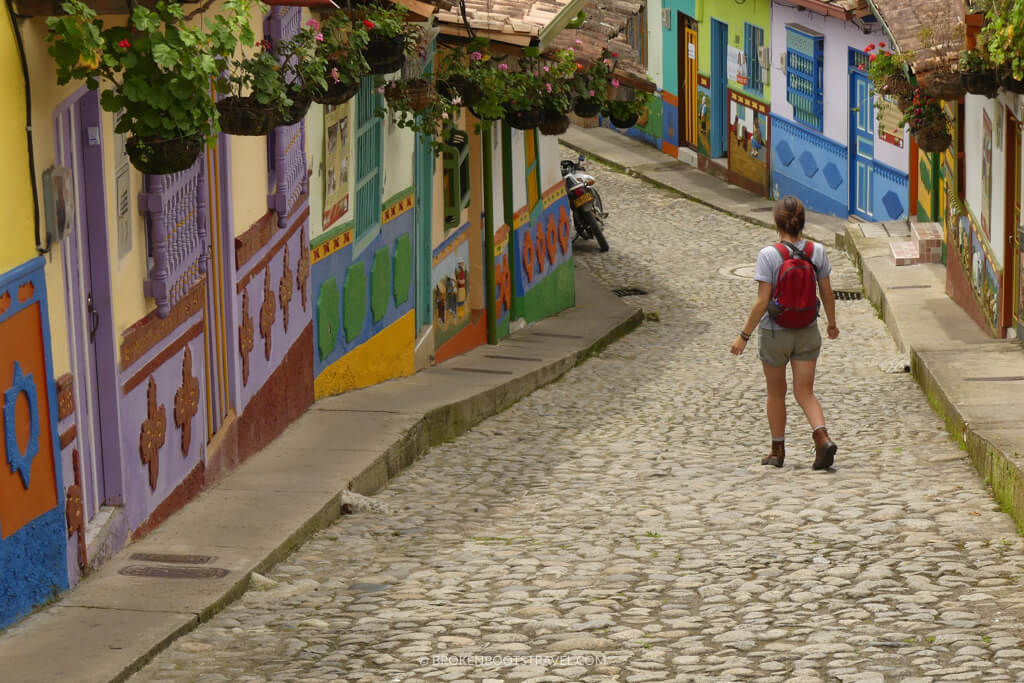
[659,0,697,97]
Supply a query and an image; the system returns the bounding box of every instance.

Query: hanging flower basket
[315,75,360,106]
[1002,72,1024,94]
[920,71,965,102]
[896,93,915,113]
[961,70,1000,98]
[609,111,639,129]
[914,122,952,153]
[363,33,405,74]
[438,75,484,107]
[883,73,914,100]
[217,96,278,136]
[506,107,543,130]
[126,134,203,175]
[574,97,602,118]
[538,110,570,136]
[279,89,312,127]
[386,78,434,112]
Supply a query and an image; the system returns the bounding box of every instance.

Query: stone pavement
[0,266,642,683]
[120,145,1024,681]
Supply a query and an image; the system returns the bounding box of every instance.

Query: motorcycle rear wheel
[584,211,609,252]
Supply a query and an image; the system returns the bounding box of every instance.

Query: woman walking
[730,196,839,470]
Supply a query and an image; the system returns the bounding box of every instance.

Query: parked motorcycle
[561,154,608,252]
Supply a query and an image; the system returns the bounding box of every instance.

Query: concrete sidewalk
[0,268,643,683]
[564,124,1024,534]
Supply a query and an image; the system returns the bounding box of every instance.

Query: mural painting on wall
[323,103,351,229]
[697,89,711,157]
[0,260,68,627]
[432,228,471,347]
[983,110,993,240]
[729,96,769,190]
[728,46,747,86]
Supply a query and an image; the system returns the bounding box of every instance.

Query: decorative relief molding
[236,213,303,294]
[297,242,310,311]
[4,361,40,490]
[239,289,254,387]
[259,266,276,361]
[65,449,87,570]
[120,282,205,371]
[279,243,294,332]
[139,377,166,491]
[56,373,74,421]
[173,347,200,456]
[121,321,204,395]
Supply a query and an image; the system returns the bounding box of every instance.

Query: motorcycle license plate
[572,191,594,208]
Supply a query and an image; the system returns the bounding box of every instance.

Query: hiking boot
[812,427,837,470]
[762,441,785,468]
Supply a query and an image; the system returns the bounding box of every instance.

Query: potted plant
[46,0,248,174]
[437,42,486,108]
[864,43,914,109]
[215,40,289,136]
[382,78,459,154]
[503,67,546,130]
[902,88,951,153]
[314,12,370,105]
[960,48,999,97]
[461,46,512,121]
[913,26,966,101]
[980,0,1024,91]
[535,49,576,135]
[572,46,615,118]
[273,19,329,125]
[358,2,416,74]
[604,90,649,129]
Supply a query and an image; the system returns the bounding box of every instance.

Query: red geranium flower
[866,43,876,51]
[118,39,131,48]
[363,19,375,29]
[869,53,877,62]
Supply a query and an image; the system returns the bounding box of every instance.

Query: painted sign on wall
[323,103,351,230]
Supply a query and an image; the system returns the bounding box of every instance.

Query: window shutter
[785,25,824,132]
[354,76,382,240]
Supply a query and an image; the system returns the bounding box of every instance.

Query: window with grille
[744,23,764,95]
[354,76,382,240]
[785,24,824,131]
[443,130,470,228]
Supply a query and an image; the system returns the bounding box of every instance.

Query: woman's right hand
[827,323,839,340]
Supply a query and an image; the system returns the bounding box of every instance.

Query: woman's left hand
[730,336,747,355]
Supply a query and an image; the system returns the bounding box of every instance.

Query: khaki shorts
[758,325,821,366]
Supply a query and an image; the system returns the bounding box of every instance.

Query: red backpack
[767,241,820,328]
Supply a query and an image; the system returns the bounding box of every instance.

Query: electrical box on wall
[662,8,671,30]
[42,166,74,244]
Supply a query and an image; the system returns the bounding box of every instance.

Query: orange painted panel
[0,302,58,539]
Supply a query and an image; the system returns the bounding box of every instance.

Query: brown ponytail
[773,195,806,238]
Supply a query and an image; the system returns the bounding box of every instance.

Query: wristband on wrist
[739,330,751,341]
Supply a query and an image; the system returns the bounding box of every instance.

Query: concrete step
[912,221,944,264]
[891,239,920,266]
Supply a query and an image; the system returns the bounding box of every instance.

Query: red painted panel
[0,302,58,539]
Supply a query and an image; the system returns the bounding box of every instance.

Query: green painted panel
[371,247,390,323]
[393,233,412,306]
[344,263,367,343]
[316,278,340,361]
[919,157,932,186]
[517,257,576,323]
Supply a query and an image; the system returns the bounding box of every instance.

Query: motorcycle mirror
[578,154,585,162]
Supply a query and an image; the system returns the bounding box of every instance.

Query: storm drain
[448,367,515,375]
[130,552,214,564]
[613,287,648,297]
[483,354,543,362]
[964,376,1024,382]
[833,290,863,301]
[118,565,230,579]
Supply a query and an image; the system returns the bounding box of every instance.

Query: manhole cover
[118,565,230,579]
[833,290,863,300]
[718,265,757,280]
[613,287,648,297]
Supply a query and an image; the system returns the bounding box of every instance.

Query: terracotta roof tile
[869,0,965,73]
[436,0,576,37]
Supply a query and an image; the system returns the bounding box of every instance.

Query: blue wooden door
[414,133,433,330]
[710,19,729,158]
[849,64,874,219]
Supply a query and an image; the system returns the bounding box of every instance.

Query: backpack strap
[773,242,790,260]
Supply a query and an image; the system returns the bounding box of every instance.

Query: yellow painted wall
[0,7,36,275]
[314,310,416,398]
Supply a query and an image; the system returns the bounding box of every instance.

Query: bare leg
[763,363,788,439]
[791,359,825,428]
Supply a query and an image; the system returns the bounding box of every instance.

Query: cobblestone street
[133,154,1024,682]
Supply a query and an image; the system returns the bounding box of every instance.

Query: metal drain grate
[118,565,230,579]
[448,367,515,375]
[833,290,863,301]
[964,376,1024,382]
[613,287,648,297]
[130,553,214,564]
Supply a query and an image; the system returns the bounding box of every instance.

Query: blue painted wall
[771,114,908,221]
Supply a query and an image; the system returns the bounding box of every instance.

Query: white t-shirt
[753,240,832,331]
